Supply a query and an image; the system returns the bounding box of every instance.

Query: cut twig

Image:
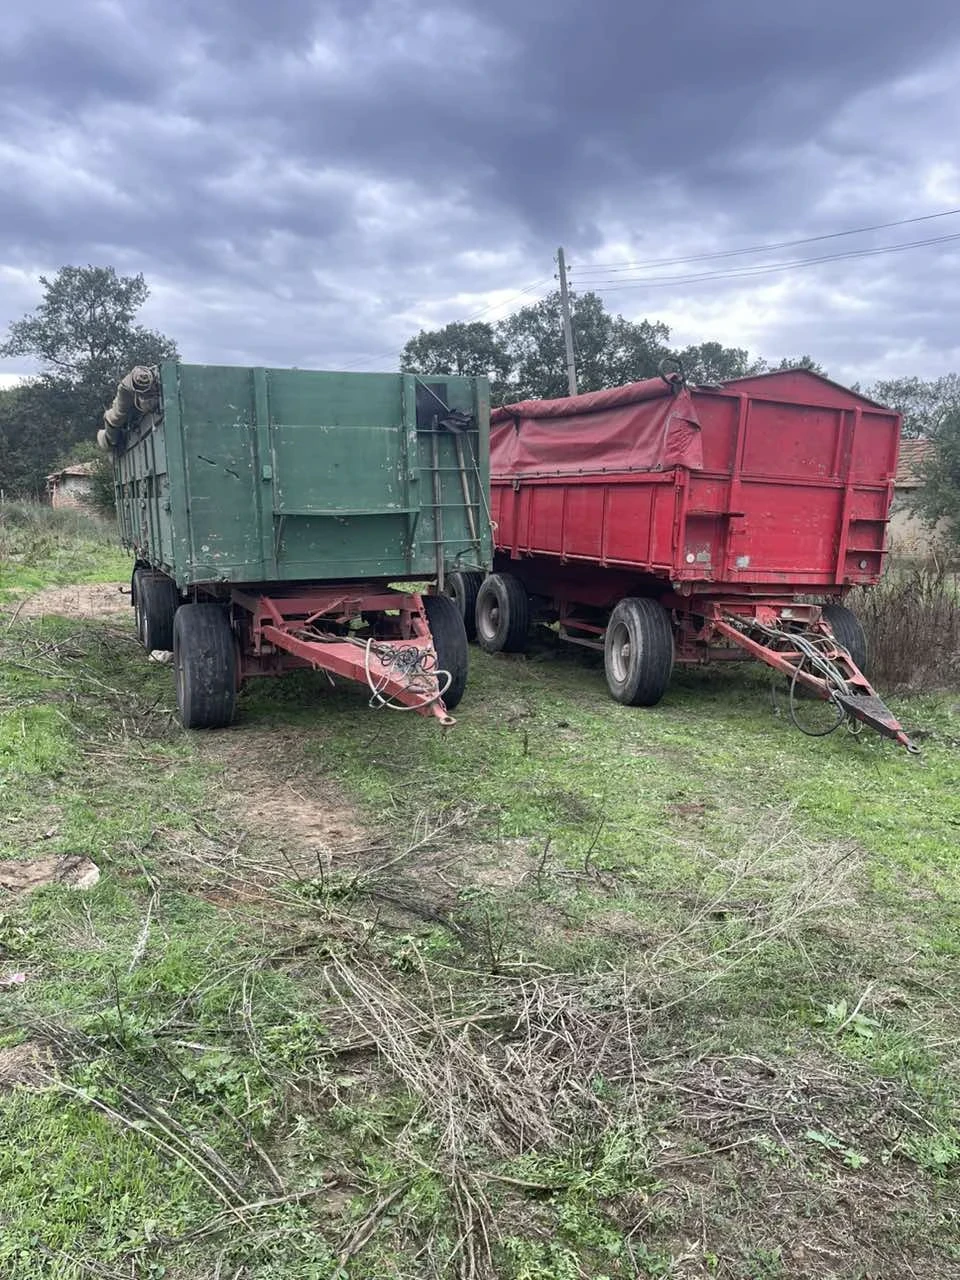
[334,1181,410,1275]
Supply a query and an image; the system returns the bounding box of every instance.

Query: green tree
[867,374,960,439]
[400,321,510,383]
[912,408,960,547]
[675,341,765,383]
[494,290,671,402]
[0,265,177,495]
[0,380,75,498]
[1,266,176,386]
[773,355,826,375]
[398,292,833,408]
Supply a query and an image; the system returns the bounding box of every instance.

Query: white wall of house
[887,489,951,560]
[49,475,93,510]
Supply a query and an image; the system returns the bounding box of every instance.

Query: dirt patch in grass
[0,854,100,898]
[465,836,540,889]
[198,729,371,879]
[5,581,129,621]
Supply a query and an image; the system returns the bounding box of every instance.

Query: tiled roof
[896,438,933,487]
[46,462,97,480]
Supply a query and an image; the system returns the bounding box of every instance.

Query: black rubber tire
[173,604,237,730]
[424,593,469,711]
[603,597,675,707]
[822,603,868,674]
[135,573,180,651]
[475,574,530,654]
[445,571,484,642]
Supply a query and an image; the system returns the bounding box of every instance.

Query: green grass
[0,533,959,1278]
[0,501,130,594]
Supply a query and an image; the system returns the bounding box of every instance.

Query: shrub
[850,559,960,689]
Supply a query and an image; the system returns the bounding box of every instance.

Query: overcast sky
[2,0,960,390]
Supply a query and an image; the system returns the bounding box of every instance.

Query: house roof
[46,462,97,481]
[896,439,933,487]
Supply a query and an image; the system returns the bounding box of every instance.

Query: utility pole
[557,246,578,396]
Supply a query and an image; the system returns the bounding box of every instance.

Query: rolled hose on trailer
[748,618,919,750]
[289,624,453,714]
[362,637,453,712]
[779,631,850,739]
[97,366,159,450]
[737,615,852,738]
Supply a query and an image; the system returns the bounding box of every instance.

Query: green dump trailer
[97,361,491,729]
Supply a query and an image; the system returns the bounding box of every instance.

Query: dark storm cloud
[2,0,960,381]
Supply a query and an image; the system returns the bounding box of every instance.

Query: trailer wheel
[173,604,237,729]
[604,597,674,707]
[424,594,469,711]
[445,571,484,642]
[822,604,868,674]
[475,574,530,654]
[135,573,180,651]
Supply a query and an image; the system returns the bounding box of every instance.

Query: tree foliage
[495,291,672,402]
[402,291,674,404]
[0,380,76,498]
[1,267,176,386]
[399,292,830,406]
[773,355,826,375]
[674,341,765,384]
[400,321,510,383]
[866,374,960,439]
[0,266,177,497]
[912,408,960,545]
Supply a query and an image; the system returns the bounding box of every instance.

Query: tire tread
[174,604,237,729]
[476,574,530,654]
[424,594,469,710]
[822,603,868,674]
[603,597,674,707]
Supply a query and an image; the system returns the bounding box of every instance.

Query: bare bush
[850,558,960,689]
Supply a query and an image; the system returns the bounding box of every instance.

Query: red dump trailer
[449,367,915,750]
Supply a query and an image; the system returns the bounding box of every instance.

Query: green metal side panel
[113,362,491,589]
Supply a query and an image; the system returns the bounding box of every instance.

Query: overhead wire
[460,276,552,323]
[567,205,960,274]
[335,208,960,368]
[570,230,960,292]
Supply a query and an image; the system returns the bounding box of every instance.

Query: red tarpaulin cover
[490,377,704,477]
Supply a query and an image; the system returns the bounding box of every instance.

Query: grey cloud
[3,0,960,383]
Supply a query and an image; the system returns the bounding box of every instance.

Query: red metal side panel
[493,475,679,571]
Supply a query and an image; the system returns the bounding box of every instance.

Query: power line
[567,206,960,275]
[460,277,551,323]
[573,230,960,292]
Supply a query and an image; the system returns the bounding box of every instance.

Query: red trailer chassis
[531,584,915,750]
[696,600,914,750]
[230,587,455,724]
[133,567,461,729]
